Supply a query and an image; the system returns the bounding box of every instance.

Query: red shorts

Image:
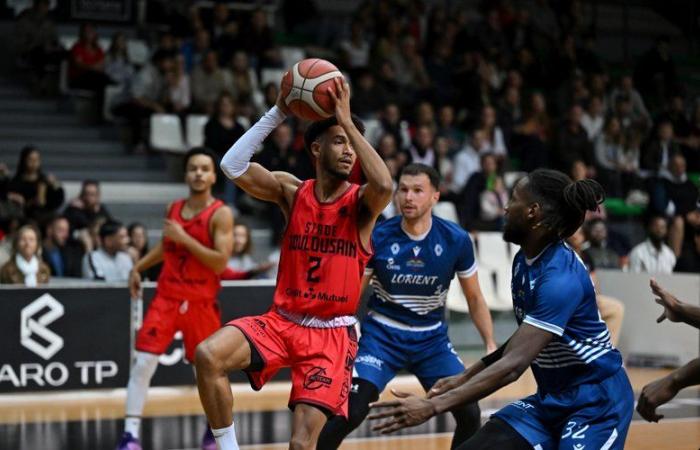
[135,295,220,362]
[228,309,358,418]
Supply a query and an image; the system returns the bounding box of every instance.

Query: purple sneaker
[201,427,216,450]
[116,432,142,450]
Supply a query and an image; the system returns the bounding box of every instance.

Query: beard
[503,219,527,244]
[321,153,351,180]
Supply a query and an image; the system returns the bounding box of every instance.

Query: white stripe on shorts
[600,428,618,450]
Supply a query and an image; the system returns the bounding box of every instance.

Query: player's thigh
[196,324,252,372]
[181,301,221,362]
[410,334,465,391]
[353,321,404,393]
[135,296,178,355]
[290,402,328,449]
[457,417,532,450]
[492,395,554,450]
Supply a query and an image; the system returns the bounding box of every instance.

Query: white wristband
[220,106,287,179]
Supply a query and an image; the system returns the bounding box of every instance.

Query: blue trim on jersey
[365,215,477,326]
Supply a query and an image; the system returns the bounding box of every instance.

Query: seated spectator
[42,215,84,278]
[82,220,132,282]
[476,105,508,158]
[191,49,234,114]
[582,219,622,269]
[69,23,112,95]
[350,70,386,119]
[104,32,134,87]
[404,125,435,166]
[554,104,594,175]
[675,228,700,273]
[14,0,65,87]
[609,75,651,129]
[436,105,464,155]
[205,92,246,197]
[434,136,453,195]
[127,222,160,281]
[339,20,370,70]
[228,223,273,278]
[629,215,676,274]
[241,8,282,68]
[8,145,64,224]
[64,179,112,232]
[567,227,625,345]
[594,117,627,196]
[581,96,605,141]
[374,103,411,150]
[460,153,501,230]
[451,129,489,196]
[0,224,50,286]
[113,49,174,151]
[478,170,509,230]
[512,92,551,171]
[641,120,680,176]
[228,51,258,106]
[182,28,211,73]
[497,85,523,148]
[164,54,191,115]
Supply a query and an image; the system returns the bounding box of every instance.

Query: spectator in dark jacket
[63,179,112,232]
[554,104,594,174]
[42,215,84,277]
[8,145,64,225]
[204,92,245,196]
[641,120,681,175]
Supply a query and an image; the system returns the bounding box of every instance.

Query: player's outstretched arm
[219,94,300,213]
[328,78,393,219]
[459,275,497,353]
[637,358,700,422]
[368,324,552,434]
[162,206,233,274]
[650,279,700,329]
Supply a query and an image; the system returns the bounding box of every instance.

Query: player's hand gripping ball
[280,58,345,121]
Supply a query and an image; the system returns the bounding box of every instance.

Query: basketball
[280,58,344,122]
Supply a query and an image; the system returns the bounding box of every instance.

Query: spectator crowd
[3,0,700,285]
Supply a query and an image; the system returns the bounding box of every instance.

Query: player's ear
[310,141,322,160]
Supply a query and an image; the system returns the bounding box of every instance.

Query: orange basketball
[280,58,344,122]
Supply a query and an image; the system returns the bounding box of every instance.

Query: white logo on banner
[159,331,185,366]
[21,294,64,360]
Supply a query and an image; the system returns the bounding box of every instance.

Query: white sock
[124,351,159,438]
[212,423,239,450]
[125,417,141,439]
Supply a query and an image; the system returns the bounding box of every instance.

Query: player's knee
[289,433,314,450]
[451,401,481,428]
[346,399,370,430]
[194,340,220,374]
[130,351,159,382]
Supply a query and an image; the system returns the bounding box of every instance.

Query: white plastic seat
[260,68,286,87]
[433,202,459,224]
[127,39,149,66]
[150,114,186,153]
[362,118,381,146]
[280,47,306,69]
[185,114,209,149]
[102,85,124,122]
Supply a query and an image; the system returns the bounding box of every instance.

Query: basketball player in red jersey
[195,78,393,450]
[117,148,234,450]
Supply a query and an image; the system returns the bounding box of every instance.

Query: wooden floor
[1,367,698,449]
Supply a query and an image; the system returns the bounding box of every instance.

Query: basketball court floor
[1,366,698,449]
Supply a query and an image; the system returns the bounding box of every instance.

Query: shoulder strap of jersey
[168,199,186,220]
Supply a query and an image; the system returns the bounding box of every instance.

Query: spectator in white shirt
[451,129,489,195]
[476,105,508,158]
[629,215,677,274]
[581,96,605,141]
[83,220,133,282]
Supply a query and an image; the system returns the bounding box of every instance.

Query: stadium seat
[504,171,527,189]
[280,46,306,69]
[473,232,515,311]
[185,114,209,148]
[127,39,150,66]
[102,85,124,122]
[150,114,186,153]
[433,202,459,224]
[261,68,286,87]
[362,118,381,146]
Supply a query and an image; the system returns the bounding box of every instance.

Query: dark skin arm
[328,78,393,249]
[650,279,700,329]
[368,323,553,434]
[637,358,700,422]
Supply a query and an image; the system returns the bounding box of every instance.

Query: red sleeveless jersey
[274,180,372,319]
[157,199,224,302]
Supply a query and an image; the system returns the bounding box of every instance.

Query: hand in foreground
[427,373,466,399]
[636,375,678,422]
[163,219,188,244]
[275,84,291,115]
[650,279,682,323]
[367,390,436,434]
[328,77,352,126]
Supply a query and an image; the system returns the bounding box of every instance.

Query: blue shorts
[353,316,465,392]
[494,367,634,450]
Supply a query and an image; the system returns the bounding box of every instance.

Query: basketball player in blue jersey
[317,163,497,449]
[369,169,634,450]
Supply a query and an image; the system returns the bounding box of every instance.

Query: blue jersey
[366,216,477,326]
[511,241,623,393]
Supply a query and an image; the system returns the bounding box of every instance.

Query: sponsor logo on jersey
[303,366,332,390]
[434,244,443,256]
[385,258,401,271]
[391,243,400,255]
[406,258,425,269]
[412,246,421,257]
[390,274,439,285]
[511,400,534,410]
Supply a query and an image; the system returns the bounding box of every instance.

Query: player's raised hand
[129,269,142,300]
[367,389,436,434]
[650,279,682,323]
[328,77,352,126]
[274,86,291,116]
[636,375,678,422]
[163,219,188,244]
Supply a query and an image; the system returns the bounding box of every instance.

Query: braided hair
[526,169,605,239]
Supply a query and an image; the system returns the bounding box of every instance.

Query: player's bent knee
[290,435,315,450]
[194,340,221,374]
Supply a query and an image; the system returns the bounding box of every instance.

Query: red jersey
[274,180,372,319]
[157,199,224,302]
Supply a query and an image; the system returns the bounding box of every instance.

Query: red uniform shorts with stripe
[227,309,358,418]
[135,295,220,362]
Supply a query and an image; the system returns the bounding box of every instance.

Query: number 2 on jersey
[307,256,322,283]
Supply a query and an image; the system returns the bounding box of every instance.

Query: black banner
[0,288,131,393]
[70,0,132,22]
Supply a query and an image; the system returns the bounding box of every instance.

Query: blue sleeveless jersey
[511,241,623,392]
[365,216,477,326]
